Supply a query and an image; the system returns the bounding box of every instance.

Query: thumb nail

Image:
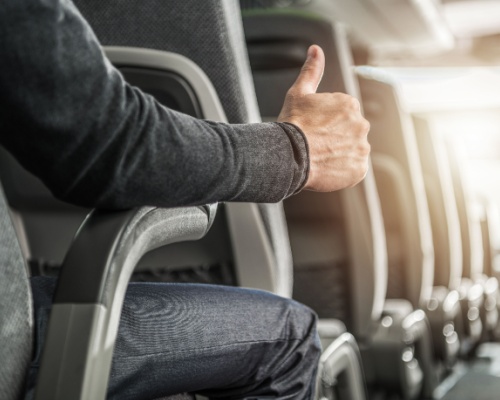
[307,46,316,60]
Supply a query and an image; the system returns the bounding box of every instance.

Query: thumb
[290,45,325,96]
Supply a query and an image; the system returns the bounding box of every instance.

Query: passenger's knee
[279,298,322,364]
[284,299,319,339]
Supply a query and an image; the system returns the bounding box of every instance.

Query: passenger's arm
[0,1,369,210]
[0,0,308,208]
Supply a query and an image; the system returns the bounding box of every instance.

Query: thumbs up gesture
[278,45,371,192]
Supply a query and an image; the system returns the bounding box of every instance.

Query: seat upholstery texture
[0,184,33,400]
[73,0,259,125]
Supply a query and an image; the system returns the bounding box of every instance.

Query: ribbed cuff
[275,122,310,197]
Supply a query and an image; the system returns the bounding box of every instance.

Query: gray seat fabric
[0,183,33,400]
[73,0,258,125]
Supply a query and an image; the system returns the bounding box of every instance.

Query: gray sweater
[0,0,309,209]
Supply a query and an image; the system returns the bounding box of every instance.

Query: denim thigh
[27,277,321,400]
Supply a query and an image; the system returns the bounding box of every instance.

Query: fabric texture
[26,277,321,400]
[72,0,261,125]
[293,260,351,324]
[0,184,33,400]
[0,0,309,209]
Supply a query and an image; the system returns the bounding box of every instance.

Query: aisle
[440,343,500,400]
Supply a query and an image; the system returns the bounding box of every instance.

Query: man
[0,1,370,399]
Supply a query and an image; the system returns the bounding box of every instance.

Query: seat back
[413,116,463,290]
[0,0,293,297]
[0,184,33,400]
[480,200,500,280]
[242,10,387,339]
[73,0,293,296]
[75,0,258,125]
[446,140,484,280]
[357,69,434,309]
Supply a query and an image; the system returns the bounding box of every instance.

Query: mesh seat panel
[293,260,350,323]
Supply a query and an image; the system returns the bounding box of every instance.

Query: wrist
[276,122,310,196]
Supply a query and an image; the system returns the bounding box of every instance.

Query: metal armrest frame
[315,333,367,400]
[35,204,217,400]
[365,305,436,400]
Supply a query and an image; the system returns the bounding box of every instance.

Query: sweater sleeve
[0,0,309,209]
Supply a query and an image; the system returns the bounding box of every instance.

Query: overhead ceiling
[442,0,500,38]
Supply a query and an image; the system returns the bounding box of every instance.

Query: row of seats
[243,9,434,399]
[241,5,500,399]
[1,1,500,400]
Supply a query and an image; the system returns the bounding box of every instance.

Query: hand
[278,45,371,192]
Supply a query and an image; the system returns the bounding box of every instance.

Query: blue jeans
[26,277,321,400]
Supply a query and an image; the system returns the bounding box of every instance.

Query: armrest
[35,204,217,400]
[315,333,367,400]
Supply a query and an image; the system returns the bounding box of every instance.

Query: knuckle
[357,163,369,181]
[337,94,359,109]
[331,92,346,100]
[353,118,370,137]
[361,142,371,156]
[361,119,371,134]
[349,97,361,110]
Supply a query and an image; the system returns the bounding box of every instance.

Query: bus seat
[357,70,461,367]
[0,144,216,400]
[446,135,498,337]
[413,116,484,354]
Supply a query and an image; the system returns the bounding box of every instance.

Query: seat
[479,200,500,284]
[2,43,225,400]
[478,199,500,339]
[73,0,295,295]
[413,116,484,354]
[445,138,499,338]
[0,0,292,298]
[1,178,215,400]
[356,69,461,368]
[242,8,435,399]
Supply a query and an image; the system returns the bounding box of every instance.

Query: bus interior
[2,1,500,399]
